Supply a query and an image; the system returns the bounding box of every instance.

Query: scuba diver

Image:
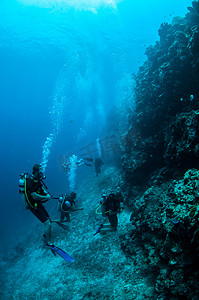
[19,164,52,242]
[60,155,84,173]
[94,157,104,176]
[57,192,84,223]
[58,192,77,222]
[94,190,124,234]
[19,164,76,260]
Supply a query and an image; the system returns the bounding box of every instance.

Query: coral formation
[120,1,199,298]
[127,169,199,298]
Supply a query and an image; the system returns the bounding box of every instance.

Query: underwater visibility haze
[1,0,199,299]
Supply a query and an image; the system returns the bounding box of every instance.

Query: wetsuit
[25,176,49,223]
[104,193,121,229]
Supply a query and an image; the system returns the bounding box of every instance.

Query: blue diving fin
[43,235,73,262]
[93,224,103,236]
[48,244,74,262]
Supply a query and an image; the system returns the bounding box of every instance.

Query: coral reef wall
[122,0,199,181]
[135,1,199,136]
[120,1,199,299]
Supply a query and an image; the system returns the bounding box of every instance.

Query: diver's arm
[31,192,51,201]
[70,207,84,211]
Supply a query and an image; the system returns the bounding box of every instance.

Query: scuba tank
[57,196,63,211]
[19,173,29,209]
[19,173,26,194]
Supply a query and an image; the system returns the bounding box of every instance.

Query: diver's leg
[100,224,113,233]
[100,222,113,232]
[108,215,118,231]
[44,219,52,243]
[60,211,65,223]
[65,212,70,222]
[100,215,117,232]
[95,167,98,176]
[31,204,52,242]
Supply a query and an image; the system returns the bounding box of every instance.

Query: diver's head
[70,192,77,199]
[32,164,45,180]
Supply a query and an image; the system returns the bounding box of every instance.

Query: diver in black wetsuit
[99,191,124,233]
[94,157,104,176]
[58,192,77,222]
[24,164,52,242]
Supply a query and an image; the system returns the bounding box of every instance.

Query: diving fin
[51,245,74,262]
[93,224,103,236]
[43,235,73,262]
[50,248,57,256]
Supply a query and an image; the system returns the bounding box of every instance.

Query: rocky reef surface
[123,168,199,299]
[121,1,199,298]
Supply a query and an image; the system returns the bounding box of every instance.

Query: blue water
[0,0,192,244]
